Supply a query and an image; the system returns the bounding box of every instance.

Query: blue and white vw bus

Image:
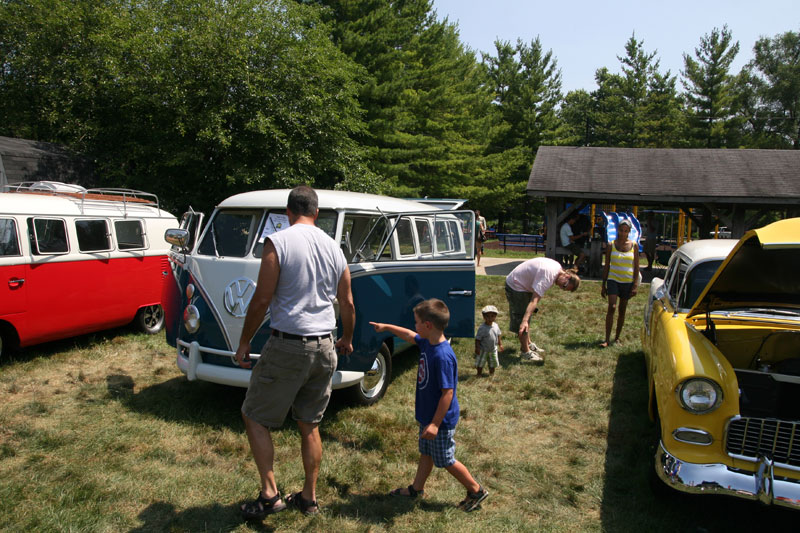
[162,189,476,404]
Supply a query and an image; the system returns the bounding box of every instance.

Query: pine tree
[307,0,492,199]
[482,37,562,229]
[640,71,685,147]
[682,25,740,147]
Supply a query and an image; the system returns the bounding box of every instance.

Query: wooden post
[730,205,747,239]
[545,197,560,259]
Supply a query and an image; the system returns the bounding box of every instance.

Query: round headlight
[677,379,722,414]
[183,304,200,334]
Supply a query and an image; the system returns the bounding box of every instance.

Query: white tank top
[267,223,347,336]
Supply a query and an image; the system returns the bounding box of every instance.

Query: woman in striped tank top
[600,219,640,347]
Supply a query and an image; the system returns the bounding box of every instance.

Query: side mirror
[654,285,667,301]
[165,228,190,250]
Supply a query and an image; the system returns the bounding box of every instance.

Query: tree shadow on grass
[128,491,450,532]
[601,350,797,532]
[326,491,450,527]
[113,375,249,431]
[129,500,277,533]
[115,345,421,435]
[1,325,141,367]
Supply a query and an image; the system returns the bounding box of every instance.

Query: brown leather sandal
[240,491,287,520]
[286,491,320,515]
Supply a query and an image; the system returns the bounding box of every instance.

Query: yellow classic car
[642,217,800,509]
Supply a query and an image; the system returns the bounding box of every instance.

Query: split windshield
[196,209,337,258]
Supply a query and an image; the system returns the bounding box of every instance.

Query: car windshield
[681,260,723,309]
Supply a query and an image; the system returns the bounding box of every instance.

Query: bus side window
[115,220,146,250]
[415,219,432,255]
[30,218,69,254]
[0,218,21,256]
[345,214,387,263]
[396,218,416,257]
[434,220,454,253]
[76,219,112,252]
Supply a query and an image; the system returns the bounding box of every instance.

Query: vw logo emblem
[223,277,256,317]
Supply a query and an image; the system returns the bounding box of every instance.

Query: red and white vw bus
[0,181,178,357]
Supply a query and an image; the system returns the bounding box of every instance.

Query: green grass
[0,277,797,532]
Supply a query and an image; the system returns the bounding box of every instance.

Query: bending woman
[600,219,639,347]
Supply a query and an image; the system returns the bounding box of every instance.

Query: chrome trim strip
[655,441,800,509]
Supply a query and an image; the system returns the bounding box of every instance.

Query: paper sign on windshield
[259,213,290,242]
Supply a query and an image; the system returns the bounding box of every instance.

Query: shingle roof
[528,146,800,205]
[0,136,94,187]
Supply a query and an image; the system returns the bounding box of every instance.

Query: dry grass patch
[1,279,799,531]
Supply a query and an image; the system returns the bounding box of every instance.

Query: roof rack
[3,181,160,215]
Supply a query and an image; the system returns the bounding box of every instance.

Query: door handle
[8,277,25,288]
[448,290,473,296]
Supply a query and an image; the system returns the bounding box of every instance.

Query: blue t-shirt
[415,335,460,429]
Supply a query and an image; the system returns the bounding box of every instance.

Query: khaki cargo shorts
[242,334,337,428]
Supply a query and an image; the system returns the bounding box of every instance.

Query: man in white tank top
[235,186,355,518]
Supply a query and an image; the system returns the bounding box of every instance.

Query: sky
[431,0,800,94]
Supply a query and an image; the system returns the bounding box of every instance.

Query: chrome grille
[726,417,800,467]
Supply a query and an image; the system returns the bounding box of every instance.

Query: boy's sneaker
[458,485,489,512]
[529,342,545,353]
[521,351,544,363]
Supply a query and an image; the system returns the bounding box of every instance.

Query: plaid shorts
[419,425,457,468]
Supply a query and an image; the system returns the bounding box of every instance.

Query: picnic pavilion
[528,146,800,271]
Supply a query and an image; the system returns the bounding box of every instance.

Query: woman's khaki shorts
[242,334,337,428]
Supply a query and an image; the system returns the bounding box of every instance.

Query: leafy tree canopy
[0,0,374,213]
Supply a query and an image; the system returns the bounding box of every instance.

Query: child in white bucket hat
[474,305,503,376]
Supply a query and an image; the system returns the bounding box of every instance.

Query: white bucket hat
[481,305,499,314]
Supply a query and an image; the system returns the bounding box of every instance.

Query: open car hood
[688,217,800,318]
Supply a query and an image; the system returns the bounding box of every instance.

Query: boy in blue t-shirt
[370,298,489,512]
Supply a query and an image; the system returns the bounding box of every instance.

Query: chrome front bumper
[656,441,800,509]
[175,339,364,389]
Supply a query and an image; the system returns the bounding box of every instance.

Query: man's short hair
[414,298,450,331]
[287,185,318,217]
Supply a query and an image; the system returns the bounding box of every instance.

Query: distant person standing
[474,305,503,376]
[643,212,659,271]
[600,219,639,347]
[475,210,487,236]
[474,210,486,267]
[505,257,581,363]
[560,214,588,271]
[235,185,355,519]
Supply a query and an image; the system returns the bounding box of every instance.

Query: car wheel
[136,304,165,334]
[0,323,18,360]
[348,343,392,406]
